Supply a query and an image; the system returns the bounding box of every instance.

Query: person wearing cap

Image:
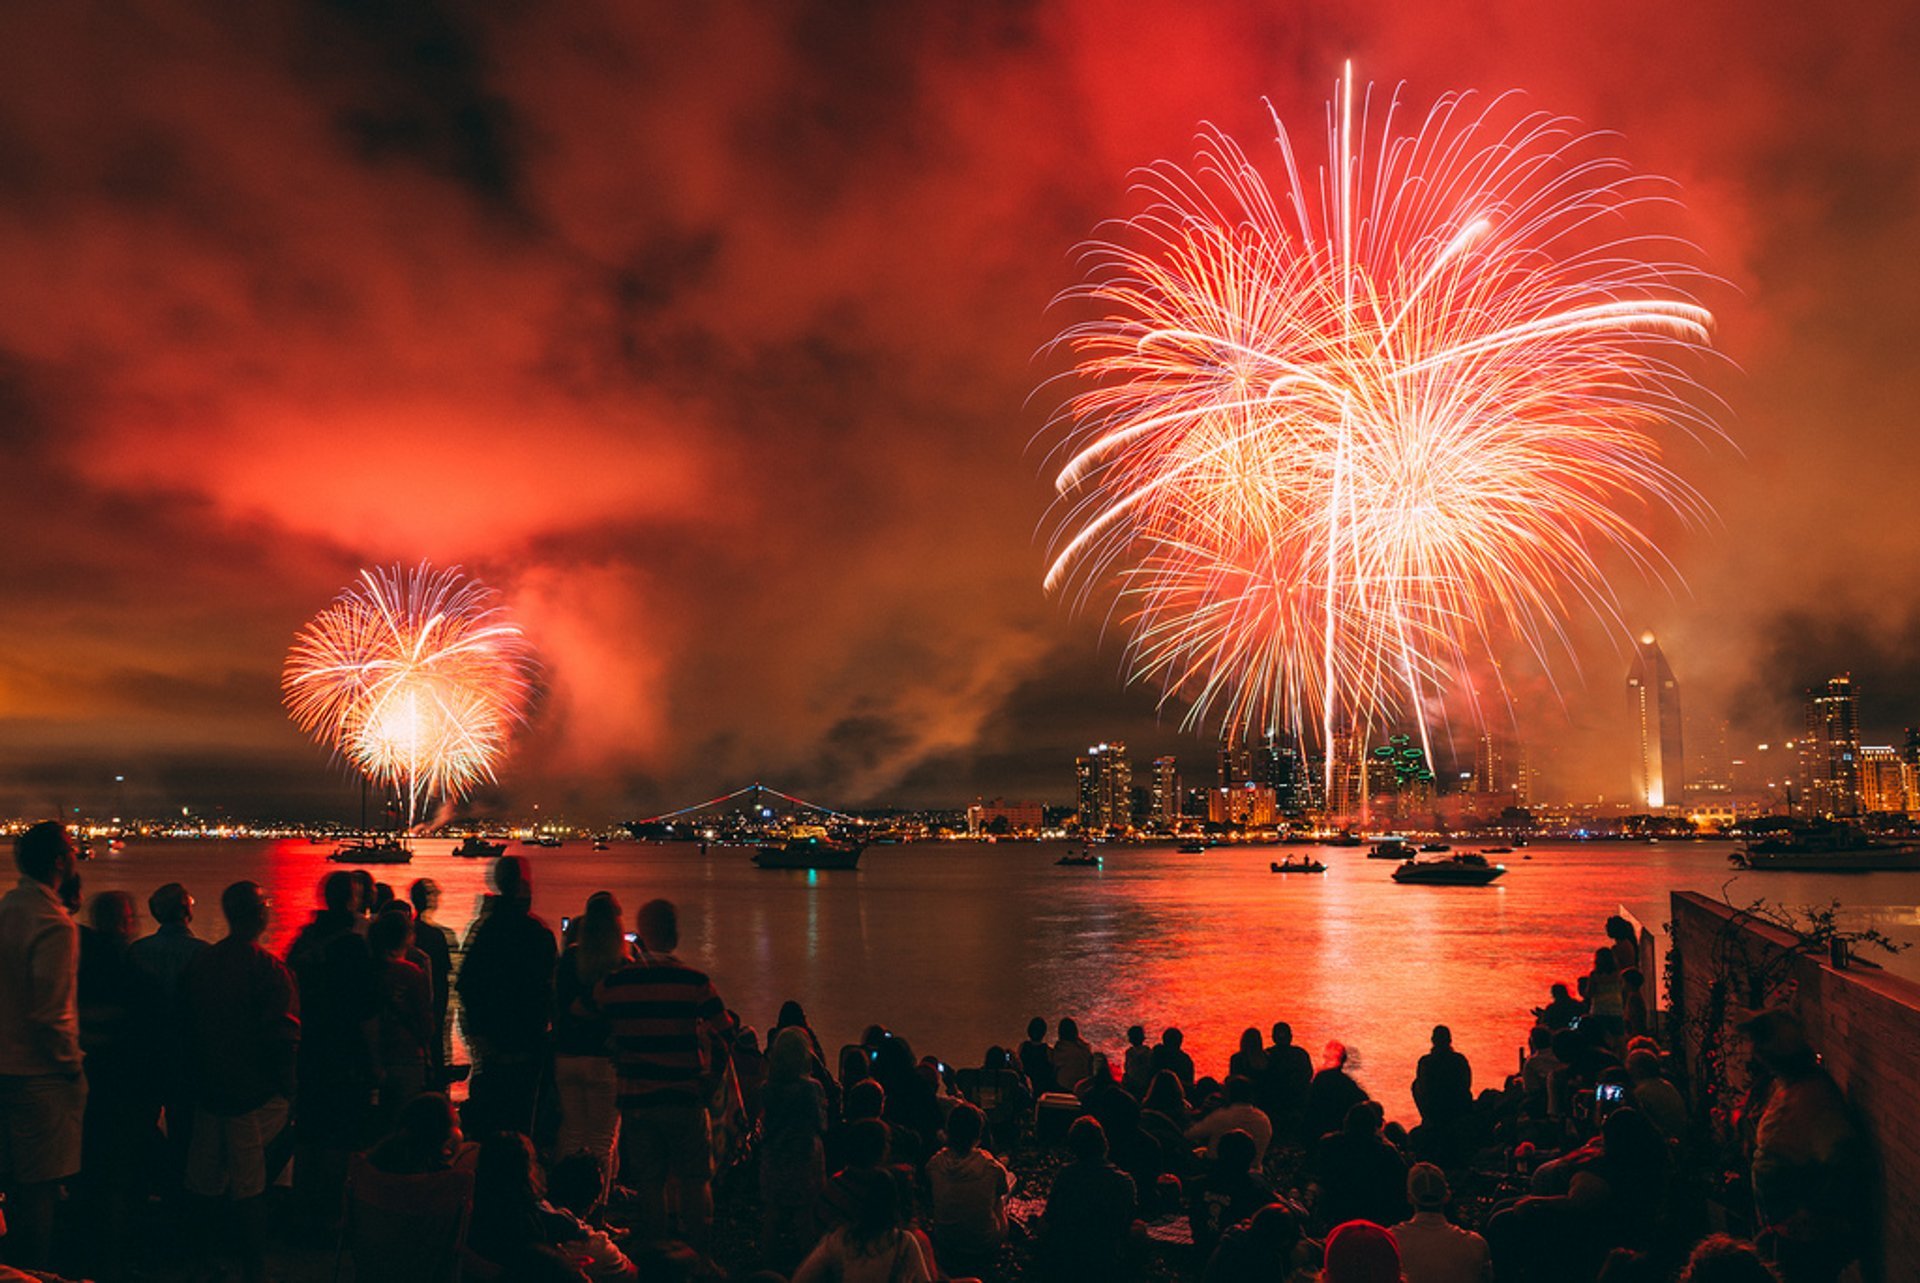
[1390,1163,1490,1283]
[1323,1219,1406,1283]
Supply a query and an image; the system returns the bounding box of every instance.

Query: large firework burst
[1043,67,1718,777]
[284,563,535,827]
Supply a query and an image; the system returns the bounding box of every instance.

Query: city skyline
[7,3,1920,820]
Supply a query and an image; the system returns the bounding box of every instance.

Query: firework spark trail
[1042,65,1719,806]
[284,563,535,828]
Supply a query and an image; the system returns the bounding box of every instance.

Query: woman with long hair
[792,1166,932,1283]
[552,892,632,1189]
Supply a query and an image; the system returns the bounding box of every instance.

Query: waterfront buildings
[1801,675,1863,818]
[966,797,1044,836]
[1075,741,1132,833]
[1627,632,1685,809]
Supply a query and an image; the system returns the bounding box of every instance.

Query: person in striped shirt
[593,898,727,1246]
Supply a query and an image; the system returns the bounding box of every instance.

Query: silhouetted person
[1312,1101,1408,1231]
[1261,1021,1315,1136]
[129,882,208,1188]
[1739,1009,1865,1283]
[1020,1016,1056,1094]
[1187,1074,1274,1164]
[286,869,376,1230]
[457,856,557,1137]
[1534,982,1581,1031]
[1151,1026,1196,1089]
[1040,1117,1138,1283]
[407,878,454,1082]
[1122,1024,1153,1097]
[1187,1128,1273,1256]
[1202,1202,1303,1283]
[1323,1219,1405,1283]
[1053,1016,1095,1091]
[369,907,433,1132]
[77,889,155,1280]
[594,897,726,1246]
[1412,1025,1473,1143]
[0,821,84,1270]
[1679,1234,1781,1283]
[1304,1040,1369,1144]
[184,881,299,1283]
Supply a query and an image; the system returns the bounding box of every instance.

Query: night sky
[4,2,1919,821]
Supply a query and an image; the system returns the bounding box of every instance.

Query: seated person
[926,1101,1014,1261]
[1040,1118,1139,1283]
[1186,1075,1274,1165]
[793,1167,933,1283]
[1186,1129,1273,1256]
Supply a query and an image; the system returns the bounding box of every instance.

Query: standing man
[0,822,84,1270]
[183,881,299,1283]
[595,898,728,1247]
[456,856,556,1136]
[129,882,208,1189]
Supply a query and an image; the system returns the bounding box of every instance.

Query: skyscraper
[1802,676,1862,818]
[1626,632,1684,809]
[1325,723,1366,823]
[1149,756,1178,829]
[1075,741,1133,833]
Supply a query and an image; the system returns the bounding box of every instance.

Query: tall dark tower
[1626,632,1684,809]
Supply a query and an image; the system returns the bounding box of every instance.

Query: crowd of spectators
[0,827,1871,1282]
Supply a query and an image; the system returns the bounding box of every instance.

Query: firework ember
[1043,65,1719,771]
[284,563,535,826]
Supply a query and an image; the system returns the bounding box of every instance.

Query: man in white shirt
[1184,1074,1274,1164]
[0,821,84,1269]
[1390,1162,1490,1283]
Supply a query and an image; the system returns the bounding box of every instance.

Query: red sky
[4,1,1919,820]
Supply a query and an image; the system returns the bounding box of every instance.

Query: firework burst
[1043,66,1719,782]
[284,563,535,826]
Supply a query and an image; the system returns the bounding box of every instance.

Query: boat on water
[754,825,864,870]
[1269,858,1327,873]
[1482,846,1514,855]
[1368,837,1419,861]
[1420,842,1451,853]
[592,840,610,851]
[330,837,412,865]
[1391,853,1506,886]
[452,837,507,860]
[1176,841,1208,854]
[1731,825,1920,872]
[524,836,564,848]
[1057,851,1103,868]
[1326,832,1364,847]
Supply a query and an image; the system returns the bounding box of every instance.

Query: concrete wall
[1668,891,1920,1281]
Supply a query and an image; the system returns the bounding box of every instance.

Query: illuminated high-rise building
[1325,723,1366,823]
[1217,736,1252,788]
[1258,735,1309,818]
[1075,741,1132,833]
[1149,756,1179,829]
[1858,747,1907,815]
[1626,632,1684,809]
[1801,676,1862,818]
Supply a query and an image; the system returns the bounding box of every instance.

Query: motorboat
[754,824,864,870]
[592,839,610,851]
[1056,851,1103,868]
[330,837,412,865]
[1482,846,1514,855]
[524,836,564,848]
[452,837,507,859]
[1368,836,1419,860]
[1391,853,1506,886]
[1419,842,1451,853]
[1269,858,1327,873]
[1176,841,1208,854]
